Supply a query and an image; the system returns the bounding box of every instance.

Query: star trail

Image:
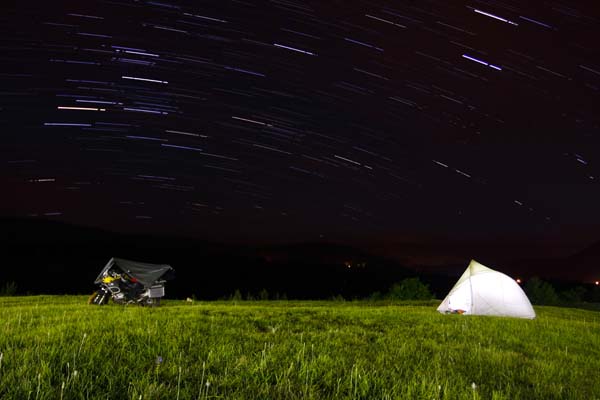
[2,0,600,243]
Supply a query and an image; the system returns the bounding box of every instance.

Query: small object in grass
[186,297,194,303]
[445,309,466,314]
[156,356,163,365]
[471,382,477,390]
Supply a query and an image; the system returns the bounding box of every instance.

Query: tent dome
[437,260,536,319]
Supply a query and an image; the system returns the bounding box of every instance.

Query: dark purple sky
[2,0,600,250]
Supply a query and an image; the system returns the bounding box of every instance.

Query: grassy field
[0,296,599,399]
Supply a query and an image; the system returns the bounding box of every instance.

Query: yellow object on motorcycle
[102,275,120,283]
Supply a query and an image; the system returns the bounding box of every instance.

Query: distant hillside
[2,218,421,298]
[3,218,596,298]
[368,237,598,283]
[564,241,600,282]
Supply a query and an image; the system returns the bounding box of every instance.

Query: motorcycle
[89,257,174,306]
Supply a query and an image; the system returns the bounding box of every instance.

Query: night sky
[2,0,600,250]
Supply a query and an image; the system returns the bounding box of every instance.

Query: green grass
[0,296,599,399]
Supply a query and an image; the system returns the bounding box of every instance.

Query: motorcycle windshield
[94,258,173,288]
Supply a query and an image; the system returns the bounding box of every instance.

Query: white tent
[437,260,536,319]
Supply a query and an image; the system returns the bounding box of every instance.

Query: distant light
[595,281,599,286]
[516,278,522,284]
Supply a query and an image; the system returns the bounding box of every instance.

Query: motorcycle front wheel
[88,290,110,305]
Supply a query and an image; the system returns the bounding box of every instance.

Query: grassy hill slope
[0,297,598,399]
